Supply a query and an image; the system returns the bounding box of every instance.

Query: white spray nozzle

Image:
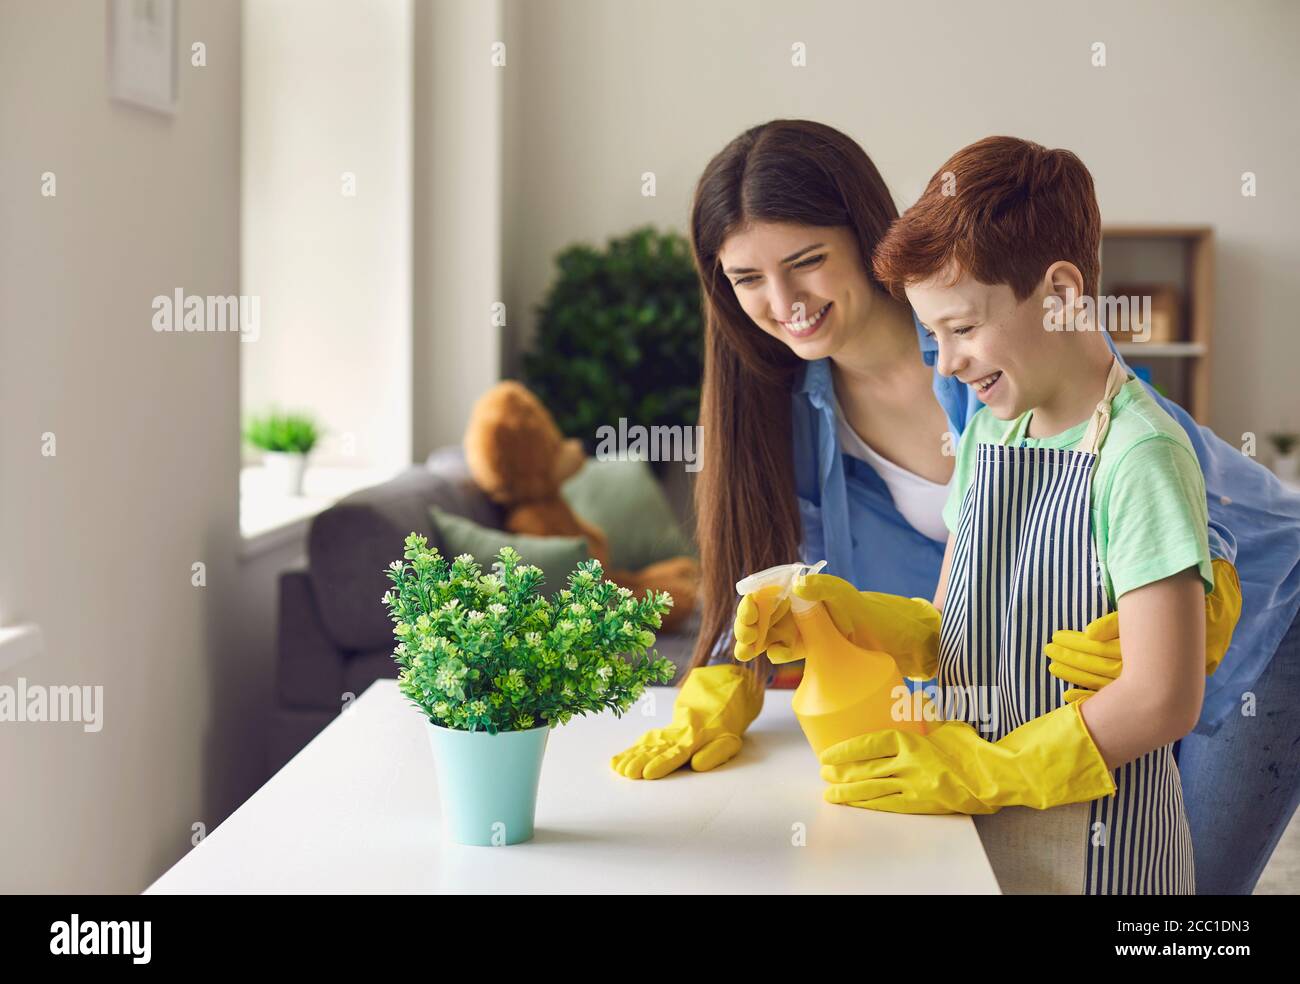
[735,560,828,613]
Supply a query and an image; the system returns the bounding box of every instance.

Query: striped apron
[937,358,1195,894]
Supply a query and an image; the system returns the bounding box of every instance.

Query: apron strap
[1078,357,1129,456]
[998,357,1129,454]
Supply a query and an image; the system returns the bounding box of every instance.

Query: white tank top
[831,392,953,543]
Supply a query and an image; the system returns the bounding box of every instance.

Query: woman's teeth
[975,371,1002,393]
[781,303,830,337]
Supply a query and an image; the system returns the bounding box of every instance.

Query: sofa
[269,446,701,773]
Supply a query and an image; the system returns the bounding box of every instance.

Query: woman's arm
[1077,567,1206,769]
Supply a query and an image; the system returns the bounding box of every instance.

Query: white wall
[0,0,243,891]
[500,0,1300,444]
[413,0,504,457]
[242,0,413,470]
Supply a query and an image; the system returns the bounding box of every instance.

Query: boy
[814,137,1211,894]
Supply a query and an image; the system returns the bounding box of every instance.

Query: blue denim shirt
[791,356,948,599]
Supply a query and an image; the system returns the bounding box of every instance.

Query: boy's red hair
[872,136,1101,302]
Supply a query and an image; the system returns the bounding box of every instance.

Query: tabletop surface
[147,680,1000,894]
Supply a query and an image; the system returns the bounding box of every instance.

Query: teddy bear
[462,380,700,633]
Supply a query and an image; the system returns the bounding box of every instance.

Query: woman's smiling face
[717,222,878,361]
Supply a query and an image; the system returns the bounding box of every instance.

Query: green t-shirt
[942,378,1213,605]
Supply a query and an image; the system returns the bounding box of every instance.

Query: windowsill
[239,464,406,559]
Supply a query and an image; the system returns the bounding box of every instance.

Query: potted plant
[521,226,703,465]
[243,410,319,496]
[383,534,675,846]
[1268,432,1299,483]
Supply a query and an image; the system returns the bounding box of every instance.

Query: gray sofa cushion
[307,444,698,666]
[307,454,502,651]
[276,569,347,709]
[343,646,401,696]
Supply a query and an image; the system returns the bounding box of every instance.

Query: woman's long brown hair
[687,119,900,680]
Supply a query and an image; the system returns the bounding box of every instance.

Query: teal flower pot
[425,719,551,846]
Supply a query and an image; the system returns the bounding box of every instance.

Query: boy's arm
[1077,568,1207,769]
[1047,429,1238,695]
[1047,557,1239,699]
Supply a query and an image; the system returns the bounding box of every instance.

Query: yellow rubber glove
[1045,557,1242,703]
[610,664,764,779]
[733,588,803,664]
[820,699,1116,814]
[791,574,941,680]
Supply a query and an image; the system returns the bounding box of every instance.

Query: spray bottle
[736,561,926,757]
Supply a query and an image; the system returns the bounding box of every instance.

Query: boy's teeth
[977,371,1002,390]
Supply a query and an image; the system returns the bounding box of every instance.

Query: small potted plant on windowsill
[1268,432,1299,483]
[243,410,320,496]
[383,534,675,846]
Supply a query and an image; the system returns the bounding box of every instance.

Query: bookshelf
[1099,225,1214,423]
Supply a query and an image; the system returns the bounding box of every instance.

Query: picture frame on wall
[107,0,178,115]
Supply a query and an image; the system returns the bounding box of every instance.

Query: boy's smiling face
[905,261,1066,421]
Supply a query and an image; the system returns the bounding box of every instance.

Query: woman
[609,119,1300,895]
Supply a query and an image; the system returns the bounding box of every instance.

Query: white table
[147,680,1000,893]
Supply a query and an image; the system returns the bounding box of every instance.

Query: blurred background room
[1,0,1297,893]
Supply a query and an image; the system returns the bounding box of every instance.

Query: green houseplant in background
[1268,432,1299,483]
[384,534,674,846]
[522,226,703,456]
[243,410,320,497]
